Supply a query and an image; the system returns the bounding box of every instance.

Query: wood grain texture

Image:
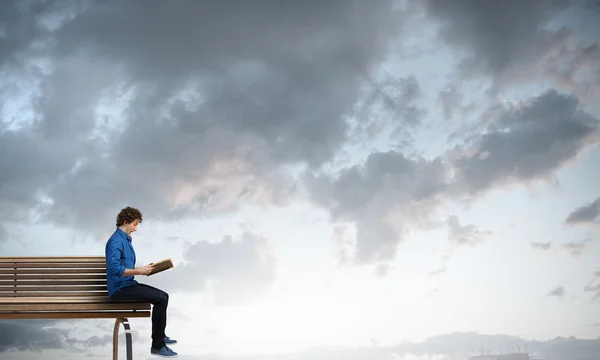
[0,256,151,321]
[0,303,151,311]
[0,257,105,263]
[0,285,107,292]
[0,311,151,319]
[0,268,106,274]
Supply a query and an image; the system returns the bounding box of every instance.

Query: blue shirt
[105,228,138,297]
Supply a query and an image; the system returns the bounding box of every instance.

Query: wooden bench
[0,256,151,360]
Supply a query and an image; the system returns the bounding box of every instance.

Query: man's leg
[110,283,169,350]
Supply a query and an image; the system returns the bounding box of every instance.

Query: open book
[148,258,174,276]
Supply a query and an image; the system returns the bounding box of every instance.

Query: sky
[1,0,600,359]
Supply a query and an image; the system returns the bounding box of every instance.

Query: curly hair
[116,206,143,227]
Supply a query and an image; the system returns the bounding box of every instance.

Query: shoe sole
[150,353,178,357]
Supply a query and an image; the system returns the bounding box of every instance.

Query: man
[105,206,178,357]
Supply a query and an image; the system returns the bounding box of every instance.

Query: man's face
[125,219,140,234]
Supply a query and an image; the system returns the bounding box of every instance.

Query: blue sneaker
[151,345,178,357]
[164,336,178,344]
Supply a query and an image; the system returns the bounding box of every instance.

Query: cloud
[562,238,593,257]
[0,224,7,243]
[350,74,425,146]
[0,129,82,222]
[530,238,592,257]
[308,89,599,266]
[547,285,566,298]
[565,196,600,225]
[331,224,357,266]
[448,90,600,196]
[530,242,553,250]
[0,1,69,67]
[307,150,448,264]
[427,265,447,278]
[2,320,599,360]
[436,86,476,122]
[147,231,276,305]
[427,216,491,277]
[0,0,410,235]
[423,0,600,101]
[2,1,598,275]
[424,0,566,77]
[446,215,490,247]
[0,320,71,352]
[374,263,393,278]
[584,270,600,301]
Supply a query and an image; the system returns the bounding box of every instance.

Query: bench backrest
[0,256,109,297]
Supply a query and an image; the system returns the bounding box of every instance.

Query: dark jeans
[110,283,169,349]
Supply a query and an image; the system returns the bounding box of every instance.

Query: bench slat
[0,280,107,286]
[0,296,120,303]
[0,285,106,292]
[0,303,151,311]
[0,269,106,274]
[0,257,105,263]
[0,292,107,297]
[0,311,151,319]
[0,274,106,280]
[0,256,153,324]
[0,263,105,268]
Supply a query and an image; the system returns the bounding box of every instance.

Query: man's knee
[157,291,168,305]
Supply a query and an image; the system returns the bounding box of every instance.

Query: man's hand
[137,264,155,276]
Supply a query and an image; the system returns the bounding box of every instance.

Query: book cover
[148,258,173,276]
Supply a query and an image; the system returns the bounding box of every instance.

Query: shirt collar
[115,228,132,242]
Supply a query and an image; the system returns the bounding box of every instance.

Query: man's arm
[121,268,140,276]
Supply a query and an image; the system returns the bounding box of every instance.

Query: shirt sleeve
[106,240,126,277]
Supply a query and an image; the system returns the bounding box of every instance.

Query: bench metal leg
[113,317,133,360]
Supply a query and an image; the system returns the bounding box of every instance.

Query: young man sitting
[105,206,178,357]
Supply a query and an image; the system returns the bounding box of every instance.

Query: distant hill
[393,332,600,360]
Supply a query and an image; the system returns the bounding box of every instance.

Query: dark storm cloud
[0,129,84,221]
[146,231,276,304]
[424,0,567,76]
[425,0,600,108]
[49,0,407,165]
[307,150,447,264]
[350,74,424,145]
[565,196,600,225]
[0,319,140,355]
[2,0,599,272]
[450,90,599,196]
[0,320,70,352]
[0,0,414,235]
[0,224,7,243]
[436,86,476,121]
[0,1,62,66]
[308,90,599,265]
